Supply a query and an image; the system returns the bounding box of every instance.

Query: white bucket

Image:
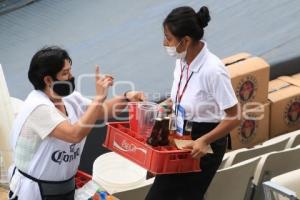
[92,152,147,194]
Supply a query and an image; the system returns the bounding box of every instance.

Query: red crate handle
[75,170,92,189]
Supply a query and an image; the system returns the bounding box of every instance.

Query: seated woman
[8,46,144,200]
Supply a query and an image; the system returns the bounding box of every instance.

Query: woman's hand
[159,98,173,114]
[125,91,146,102]
[95,65,113,102]
[183,137,210,160]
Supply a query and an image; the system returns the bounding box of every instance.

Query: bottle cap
[106,195,114,200]
[100,191,107,200]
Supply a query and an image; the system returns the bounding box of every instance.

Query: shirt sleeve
[76,92,92,112]
[64,91,92,113]
[27,105,67,139]
[209,68,238,111]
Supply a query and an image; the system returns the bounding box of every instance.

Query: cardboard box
[222,52,251,66]
[227,57,270,104]
[230,102,270,150]
[268,76,300,138]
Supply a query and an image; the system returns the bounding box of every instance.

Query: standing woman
[146,6,240,200]
[8,46,144,200]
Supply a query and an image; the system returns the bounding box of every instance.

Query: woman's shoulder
[30,104,65,119]
[206,52,224,68]
[200,52,230,85]
[204,52,228,74]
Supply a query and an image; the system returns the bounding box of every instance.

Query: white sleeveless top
[9,90,91,200]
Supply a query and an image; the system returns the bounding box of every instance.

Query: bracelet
[123,90,131,102]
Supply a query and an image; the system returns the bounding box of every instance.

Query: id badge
[176,105,185,136]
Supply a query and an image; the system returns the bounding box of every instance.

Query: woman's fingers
[191,150,200,159]
[102,78,113,87]
[95,65,101,82]
[95,66,114,100]
[190,146,205,159]
[126,91,147,102]
[96,76,113,85]
[139,92,146,101]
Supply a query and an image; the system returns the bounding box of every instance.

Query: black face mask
[52,77,75,97]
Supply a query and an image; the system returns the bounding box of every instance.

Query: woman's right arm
[50,66,113,143]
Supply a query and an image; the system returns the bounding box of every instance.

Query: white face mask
[164,40,187,59]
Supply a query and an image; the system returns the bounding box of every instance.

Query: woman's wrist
[198,134,211,145]
[94,95,106,104]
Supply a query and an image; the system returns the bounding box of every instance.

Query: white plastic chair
[10,96,24,118]
[223,137,289,168]
[218,148,244,169]
[261,130,300,149]
[205,157,260,200]
[252,146,300,200]
[285,130,300,148]
[0,64,15,183]
[263,181,299,200]
[264,168,300,200]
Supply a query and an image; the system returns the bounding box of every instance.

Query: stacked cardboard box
[222,53,270,149]
[268,76,300,138]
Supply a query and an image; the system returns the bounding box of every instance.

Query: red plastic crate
[128,102,138,133]
[103,122,201,174]
[75,170,92,189]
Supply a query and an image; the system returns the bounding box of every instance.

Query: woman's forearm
[101,96,128,120]
[51,97,106,143]
[73,97,106,139]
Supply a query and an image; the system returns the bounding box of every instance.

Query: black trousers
[145,122,227,200]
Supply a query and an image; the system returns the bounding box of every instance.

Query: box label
[238,119,258,144]
[236,75,258,102]
[284,97,300,125]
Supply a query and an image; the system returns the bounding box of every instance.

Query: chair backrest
[218,155,229,169]
[219,148,245,169]
[252,146,300,200]
[263,181,299,200]
[224,137,289,167]
[287,131,300,148]
[113,178,154,200]
[272,169,300,197]
[10,97,24,118]
[205,157,260,200]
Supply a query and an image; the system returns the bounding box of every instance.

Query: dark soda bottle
[159,116,170,146]
[146,119,162,146]
[146,109,164,147]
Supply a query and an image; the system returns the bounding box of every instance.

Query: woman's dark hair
[163,6,211,41]
[28,46,72,90]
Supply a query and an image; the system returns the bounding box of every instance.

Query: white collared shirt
[170,41,238,123]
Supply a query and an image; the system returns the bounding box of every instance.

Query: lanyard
[174,62,194,115]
